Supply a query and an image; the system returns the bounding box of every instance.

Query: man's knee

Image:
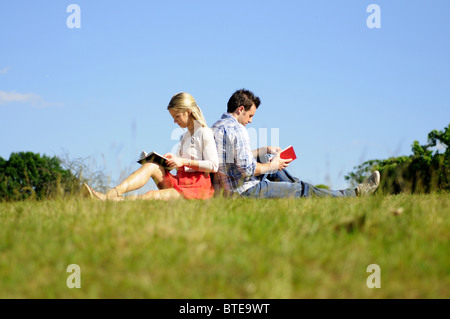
[299,181,313,197]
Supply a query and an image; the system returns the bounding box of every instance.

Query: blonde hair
[167,92,208,127]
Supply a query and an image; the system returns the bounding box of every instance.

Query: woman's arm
[193,127,218,173]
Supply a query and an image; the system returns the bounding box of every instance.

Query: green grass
[0,193,449,298]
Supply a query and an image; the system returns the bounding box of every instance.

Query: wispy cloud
[0,90,61,108]
[0,67,11,75]
[0,90,41,104]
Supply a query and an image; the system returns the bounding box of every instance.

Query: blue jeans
[241,169,356,198]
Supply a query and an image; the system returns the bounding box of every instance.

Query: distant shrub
[345,124,449,194]
[0,152,80,201]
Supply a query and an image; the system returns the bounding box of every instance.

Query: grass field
[0,193,449,298]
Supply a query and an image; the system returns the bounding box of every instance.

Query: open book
[279,145,297,161]
[137,150,171,169]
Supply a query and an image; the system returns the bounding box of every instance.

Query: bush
[0,152,81,201]
[345,124,449,194]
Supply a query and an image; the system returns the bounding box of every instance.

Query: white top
[176,126,219,173]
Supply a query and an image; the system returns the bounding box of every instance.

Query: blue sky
[1,0,449,191]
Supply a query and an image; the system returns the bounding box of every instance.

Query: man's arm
[235,133,257,177]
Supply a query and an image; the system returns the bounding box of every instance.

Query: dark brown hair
[227,89,261,113]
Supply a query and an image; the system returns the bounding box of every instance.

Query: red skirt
[160,168,214,200]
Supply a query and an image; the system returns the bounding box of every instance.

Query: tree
[0,152,80,201]
[345,124,449,194]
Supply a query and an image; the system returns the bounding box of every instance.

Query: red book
[279,145,297,161]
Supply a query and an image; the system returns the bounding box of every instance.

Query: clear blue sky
[1,0,449,191]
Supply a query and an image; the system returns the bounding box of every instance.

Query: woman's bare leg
[91,187,181,201]
[106,163,166,197]
[83,163,179,201]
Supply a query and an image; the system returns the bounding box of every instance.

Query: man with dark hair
[226,88,261,113]
[211,88,380,198]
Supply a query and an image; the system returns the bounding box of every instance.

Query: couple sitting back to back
[85,89,380,201]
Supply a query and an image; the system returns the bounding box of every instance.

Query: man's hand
[269,152,292,171]
[267,146,282,155]
[252,146,282,159]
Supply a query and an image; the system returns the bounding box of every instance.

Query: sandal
[82,183,94,199]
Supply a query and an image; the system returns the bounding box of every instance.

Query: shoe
[82,183,94,199]
[355,171,380,196]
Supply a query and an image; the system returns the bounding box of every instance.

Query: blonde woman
[84,93,219,201]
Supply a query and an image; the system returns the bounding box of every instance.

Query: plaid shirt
[211,113,259,195]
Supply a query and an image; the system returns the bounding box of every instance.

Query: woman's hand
[164,153,185,170]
